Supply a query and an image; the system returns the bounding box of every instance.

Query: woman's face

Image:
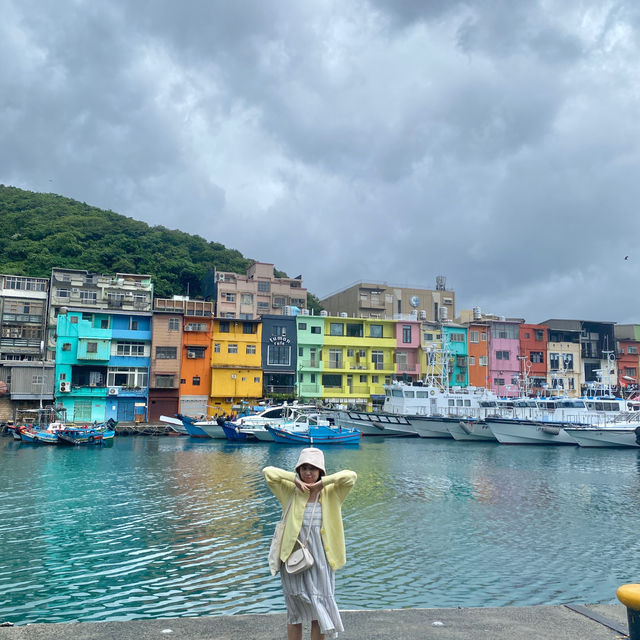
[298,463,321,484]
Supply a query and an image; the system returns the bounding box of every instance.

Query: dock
[0,604,630,639]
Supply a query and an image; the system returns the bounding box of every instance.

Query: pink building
[394,320,421,382]
[488,320,523,397]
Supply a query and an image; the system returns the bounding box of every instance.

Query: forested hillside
[0,185,256,298]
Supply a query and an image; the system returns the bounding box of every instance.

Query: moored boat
[486,418,579,445]
[266,423,361,445]
[334,410,415,436]
[564,424,640,448]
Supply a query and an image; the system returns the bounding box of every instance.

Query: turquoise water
[1,435,640,625]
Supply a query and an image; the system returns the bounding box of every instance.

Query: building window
[402,325,412,343]
[322,374,342,388]
[370,324,383,338]
[62,343,72,351]
[550,353,560,370]
[273,325,287,336]
[469,331,479,343]
[219,321,230,333]
[267,345,291,365]
[155,375,174,388]
[130,319,139,331]
[328,349,343,369]
[187,347,206,359]
[449,333,465,342]
[625,367,637,378]
[535,330,544,341]
[496,350,510,360]
[243,323,256,334]
[224,292,236,302]
[311,326,321,334]
[372,375,379,383]
[299,322,307,330]
[257,301,270,310]
[329,323,342,336]
[241,294,253,305]
[246,344,256,355]
[57,288,70,298]
[494,378,505,386]
[257,281,270,292]
[117,342,145,356]
[371,350,384,370]
[168,318,180,331]
[156,346,177,359]
[492,324,518,339]
[192,376,201,386]
[479,356,488,366]
[254,377,261,383]
[310,373,316,383]
[80,291,97,303]
[86,342,98,353]
[273,296,286,308]
[346,323,363,338]
[469,356,476,365]
[228,344,238,354]
[214,343,221,353]
[481,332,487,341]
[108,368,148,387]
[530,351,544,364]
[629,346,639,355]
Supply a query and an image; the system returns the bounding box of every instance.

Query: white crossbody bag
[285,496,319,575]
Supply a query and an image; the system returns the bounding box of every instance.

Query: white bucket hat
[295,447,326,475]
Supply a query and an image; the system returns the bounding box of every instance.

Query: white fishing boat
[486,418,579,445]
[159,415,188,434]
[564,424,640,448]
[234,404,323,441]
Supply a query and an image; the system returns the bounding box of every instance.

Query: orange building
[467,322,490,388]
[519,324,548,395]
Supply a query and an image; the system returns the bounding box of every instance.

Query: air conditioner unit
[187,352,196,358]
[108,387,119,396]
[59,381,71,392]
[71,288,79,294]
[217,273,225,282]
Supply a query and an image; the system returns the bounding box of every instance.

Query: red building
[519,324,548,396]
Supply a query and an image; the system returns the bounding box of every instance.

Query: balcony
[265,385,296,394]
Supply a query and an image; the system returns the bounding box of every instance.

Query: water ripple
[1,437,640,624]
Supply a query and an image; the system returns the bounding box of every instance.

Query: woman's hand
[294,476,309,493]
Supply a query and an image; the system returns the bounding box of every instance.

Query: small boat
[266,423,361,445]
[57,419,117,446]
[486,418,579,445]
[159,415,188,435]
[221,421,247,441]
[177,414,226,438]
[335,411,416,437]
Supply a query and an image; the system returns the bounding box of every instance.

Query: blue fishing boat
[266,424,361,445]
[56,419,117,446]
[176,414,214,438]
[221,421,248,441]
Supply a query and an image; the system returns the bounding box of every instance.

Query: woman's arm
[321,470,357,503]
[262,466,297,504]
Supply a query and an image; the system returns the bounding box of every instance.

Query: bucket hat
[295,447,326,475]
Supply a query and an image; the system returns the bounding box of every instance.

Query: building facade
[210,317,262,415]
[207,262,307,320]
[320,276,455,322]
[296,313,324,400]
[0,275,53,420]
[519,323,548,395]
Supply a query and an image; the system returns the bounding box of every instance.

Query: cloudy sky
[2,1,640,323]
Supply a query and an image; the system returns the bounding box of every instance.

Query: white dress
[280,501,344,638]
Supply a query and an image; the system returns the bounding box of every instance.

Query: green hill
[0,185,258,298]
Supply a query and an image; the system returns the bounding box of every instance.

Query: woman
[263,448,357,640]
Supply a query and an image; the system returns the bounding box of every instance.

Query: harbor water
[1,435,639,625]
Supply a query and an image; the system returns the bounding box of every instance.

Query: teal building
[296,314,324,400]
[442,325,469,388]
[55,310,151,422]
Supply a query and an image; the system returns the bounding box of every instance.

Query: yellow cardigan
[263,466,357,571]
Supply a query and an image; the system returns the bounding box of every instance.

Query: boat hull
[407,416,456,439]
[448,420,496,441]
[335,411,415,437]
[266,425,361,445]
[564,427,640,448]
[487,419,578,445]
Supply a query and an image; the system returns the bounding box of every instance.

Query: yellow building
[210,318,263,416]
[321,315,396,409]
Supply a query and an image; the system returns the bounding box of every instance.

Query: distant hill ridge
[0,185,264,299]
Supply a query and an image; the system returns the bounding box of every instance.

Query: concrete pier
[0,604,629,639]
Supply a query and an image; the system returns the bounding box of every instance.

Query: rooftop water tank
[439,306,448,321]
[473,306,482,320]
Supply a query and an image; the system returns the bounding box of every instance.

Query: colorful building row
[2,269,640,423]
